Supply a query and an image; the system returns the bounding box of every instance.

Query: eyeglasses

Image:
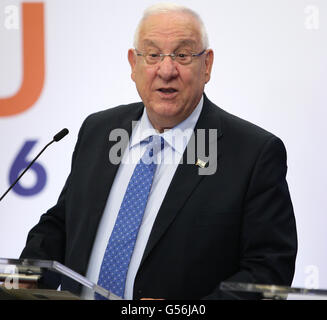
[135,49,207,65]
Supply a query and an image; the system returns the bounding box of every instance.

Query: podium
[220,282,327,300]
[0,258,122,300]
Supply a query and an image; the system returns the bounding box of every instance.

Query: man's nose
[156,56,179,81]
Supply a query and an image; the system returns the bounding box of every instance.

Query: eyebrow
[176,39,198,48]
[141,39,197,50]
[141,39,160,49]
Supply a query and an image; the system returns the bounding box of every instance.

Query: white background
[0,0,326,290]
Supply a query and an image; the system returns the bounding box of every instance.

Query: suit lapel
[139,94,224,268]
[83,104,144,260]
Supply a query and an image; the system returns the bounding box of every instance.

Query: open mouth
[158,88,178,94]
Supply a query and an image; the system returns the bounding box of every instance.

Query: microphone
[0,128,69,202]
[53,128,69,142]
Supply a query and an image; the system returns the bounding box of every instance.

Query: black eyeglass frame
[135,49,207,65]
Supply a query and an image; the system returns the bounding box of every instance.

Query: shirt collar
[130,96,203,155]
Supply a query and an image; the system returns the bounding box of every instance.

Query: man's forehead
[141,38,198,49]
[138,12,202,43]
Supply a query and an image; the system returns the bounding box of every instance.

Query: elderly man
[20,3,297,300]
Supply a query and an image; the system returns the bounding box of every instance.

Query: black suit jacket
[21,94,297,299]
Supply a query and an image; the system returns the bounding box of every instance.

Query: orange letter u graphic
[0,3,45,117]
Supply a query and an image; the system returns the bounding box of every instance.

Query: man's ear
[204,49,214,84]
[128,49,137,82]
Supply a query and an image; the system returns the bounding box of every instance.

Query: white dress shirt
[83,96,203,300]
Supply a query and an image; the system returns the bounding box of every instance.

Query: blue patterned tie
[96,135,164,299]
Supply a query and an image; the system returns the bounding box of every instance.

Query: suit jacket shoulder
[82,102,144,131]
[202,95,285,162]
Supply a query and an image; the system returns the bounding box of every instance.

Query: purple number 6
[9,140,47,196]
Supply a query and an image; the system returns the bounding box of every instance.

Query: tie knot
[149,135,164,150]
[142,135,165,163]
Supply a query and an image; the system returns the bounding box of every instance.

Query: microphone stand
[0,129,69,202]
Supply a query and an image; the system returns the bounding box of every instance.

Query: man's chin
[145,104,184,130]
[151,104,182,119]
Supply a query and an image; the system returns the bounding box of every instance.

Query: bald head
[133,3,209,49]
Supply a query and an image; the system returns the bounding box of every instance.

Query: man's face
[128,12,214,131]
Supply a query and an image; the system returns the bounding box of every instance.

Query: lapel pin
[196,159,207,169]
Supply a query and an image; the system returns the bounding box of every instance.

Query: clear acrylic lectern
[220,282,327,300]
[0,258,122,300]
